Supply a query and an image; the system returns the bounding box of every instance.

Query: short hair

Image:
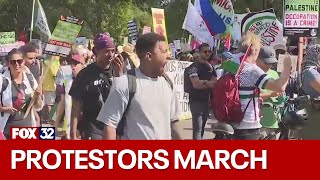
[198,43,211,52]
[135,33,165,59]
[238,32,261,57]
[208,53,215,62]
[5,48,23,61]
[19,43,39,57]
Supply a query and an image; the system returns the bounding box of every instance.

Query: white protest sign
[164,60,193,120]
[0,41,25,56]
[277,54,298,73]
[241,9,285,47]
[75,37,88,47]
[173,40,181,50]
[284,0,319,28]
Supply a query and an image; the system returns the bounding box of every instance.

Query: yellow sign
[151,8,168,43]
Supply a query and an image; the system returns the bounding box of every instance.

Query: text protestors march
[1,141,320,179]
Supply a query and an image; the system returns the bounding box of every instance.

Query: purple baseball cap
[93,32,115,51]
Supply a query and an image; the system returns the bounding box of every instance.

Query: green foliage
[0,0,284,42]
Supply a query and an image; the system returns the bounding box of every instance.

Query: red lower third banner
[0,141,318,179]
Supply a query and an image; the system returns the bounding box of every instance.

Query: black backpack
[116,69,173,137]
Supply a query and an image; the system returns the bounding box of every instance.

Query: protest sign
[277,54,298,73]
[0,41,25,56]
[127,20,138,44]
[164,60,192,120]
[284,0,319,37]
[44,16,83,57]
[142,26,151,34]
[0,32,15,45]
[75,37,88,47]
[174,40,181,50]
[152,8,168,44]
[123,37,129,45]
[241,9,285,47]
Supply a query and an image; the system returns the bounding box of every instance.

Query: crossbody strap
[235,44,253,78]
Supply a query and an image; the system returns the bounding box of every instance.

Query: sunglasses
[9,59,23,65]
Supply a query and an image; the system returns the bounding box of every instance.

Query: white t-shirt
[97,68,180,140]
[237,62,270,129]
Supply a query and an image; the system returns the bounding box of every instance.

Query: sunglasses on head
[9,59,23,65]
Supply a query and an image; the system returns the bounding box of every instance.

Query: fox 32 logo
[11,127,56,140]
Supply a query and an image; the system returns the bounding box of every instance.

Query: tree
[0,0,284,43]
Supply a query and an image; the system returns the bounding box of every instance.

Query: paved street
[44,118,217,140]
[178,118,216,140]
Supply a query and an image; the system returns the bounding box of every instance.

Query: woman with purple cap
[69,32,124,140]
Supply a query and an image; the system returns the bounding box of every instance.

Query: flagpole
[30,0,36,41]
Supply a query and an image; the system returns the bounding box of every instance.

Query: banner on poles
[283,0,319,37]
[164,60,192,120]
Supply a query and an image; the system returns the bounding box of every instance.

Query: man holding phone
[69,32,124,140]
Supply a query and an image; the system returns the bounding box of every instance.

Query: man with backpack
[184,43,217,140]
[97,33,182,140]
[212,32,293,140]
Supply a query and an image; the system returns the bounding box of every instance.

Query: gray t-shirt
[302,68,320,98]
[97,68,180,140]
[26,60,42,83]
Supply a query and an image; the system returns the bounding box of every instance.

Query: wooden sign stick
[24,55,58,119]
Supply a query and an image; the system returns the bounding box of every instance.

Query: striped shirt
[236,62,270,130]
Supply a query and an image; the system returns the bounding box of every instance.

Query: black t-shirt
[187,61,216,102]
[69,63,113,133]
